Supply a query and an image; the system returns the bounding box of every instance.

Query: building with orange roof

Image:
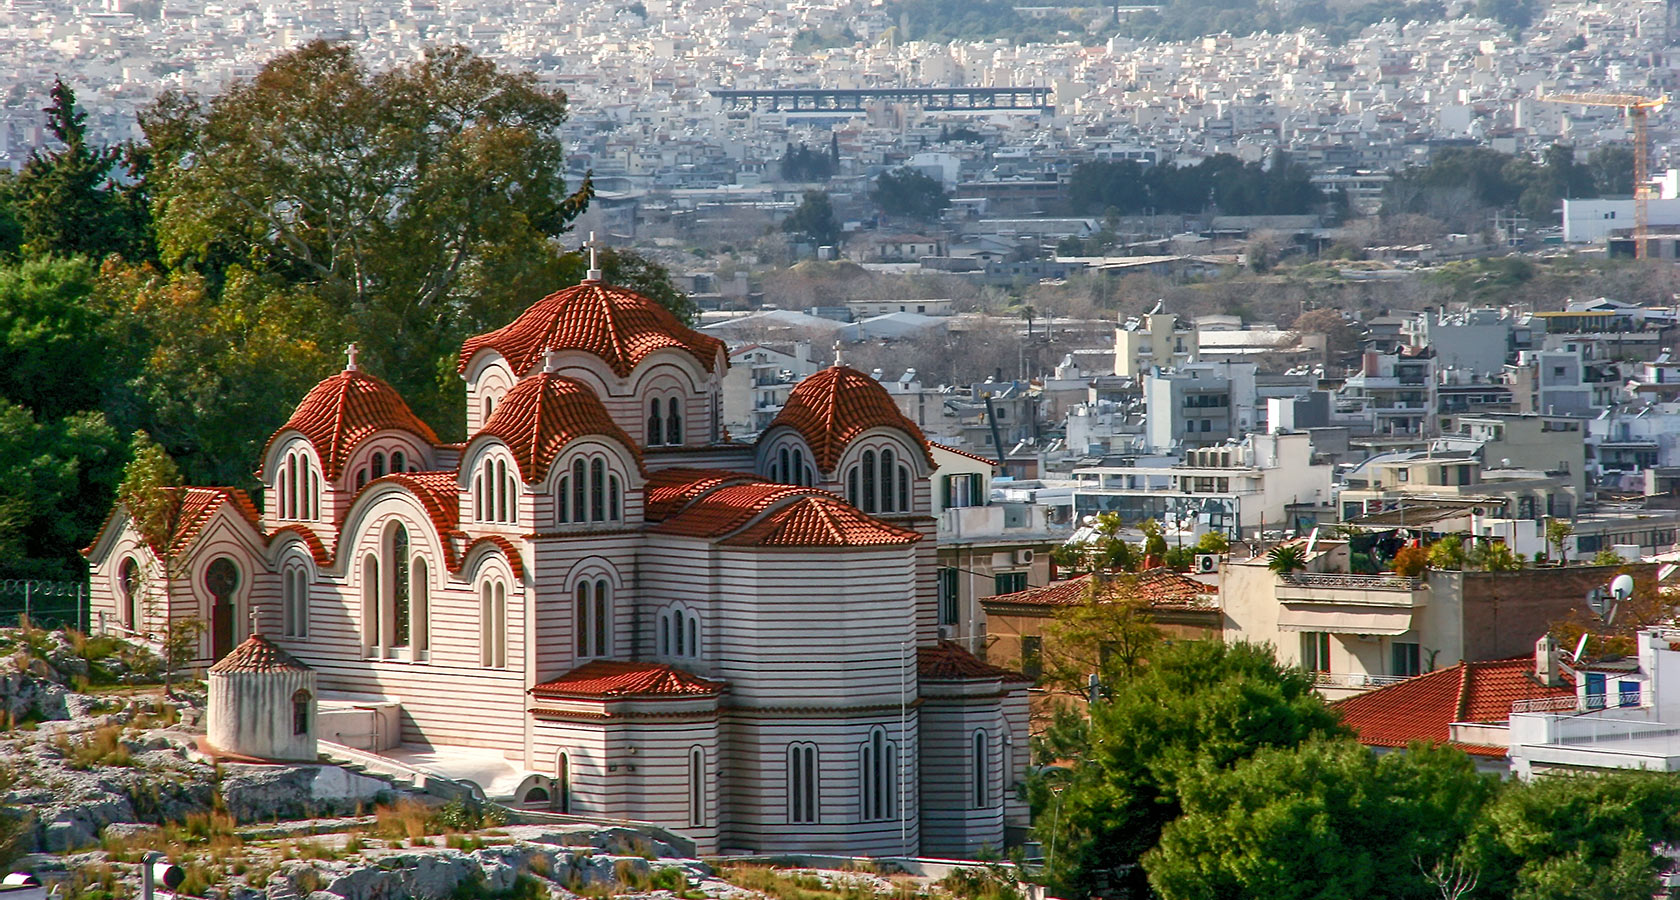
[81,262,1028,858]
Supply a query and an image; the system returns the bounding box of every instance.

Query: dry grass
[372,797,436,841]
[54,724,133,770]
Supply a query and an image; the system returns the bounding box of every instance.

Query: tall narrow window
[673,608,685,655]
[660,615,671,655]
[937,567,959,625]
[557,752,572,814]
[362,555,379,655]
[897,466,910,512]
[392,451,405,473]
[880,449,895,512]
[793,448,808,486]
[689,747,705,827]
[412,558,429,654]
[495,459,509,523]
[667,397,682,445]
[575,581,590,656]
[390,525,410,648]
[481,580,507,668]
[594,578,609,657]
[788,743,819,824]
[292,689,311,736]
[862,450,877,513]
[505,465,518,522]
[119,557,139,631]
[609,475,621,521]
[972,730,990,809]
[572,459,587,523]
[277,464,289,520]
[590,459,605,522]
[848,468,860,507]
[860,727,895,821]
[373,452,387,478]
[778,447,790,482]
[282,567,309,638]
[648,399,664,446]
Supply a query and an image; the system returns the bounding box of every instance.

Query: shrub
[1391,544,1429,577]
[55,724,133,769]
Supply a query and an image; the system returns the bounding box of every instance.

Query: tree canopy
[1067,153,1323,217]
[783,191,841,248]
[873,167,951,222]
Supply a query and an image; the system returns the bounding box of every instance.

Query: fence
[0,577,89,631]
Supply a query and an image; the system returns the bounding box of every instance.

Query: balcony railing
[1510,695,1581,715]
[1310,672,1410,689]
[1278,573,1423,591]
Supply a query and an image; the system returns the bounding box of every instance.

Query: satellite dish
[1611,573,1635,602]
[1587,587,1609,617]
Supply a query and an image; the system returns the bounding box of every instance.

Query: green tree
[1591,145,1636,196]
[141,41,592,429]
[1267,544,1307,574]
[1146,740,1495,900]
[1428,537,1468,570]
[1035,640,1345,898]
[0,401,124,579]
[1546,518,1573,564]
[0,256,136,422]
[1037,573,1161,692]
[1471,772,1680,900]
[873,167,950,222]
[782,191,840,248]
[8,79,151,261]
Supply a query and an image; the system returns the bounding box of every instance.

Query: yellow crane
[1540,91,1666,258]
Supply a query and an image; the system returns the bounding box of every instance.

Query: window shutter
[942,475,954,508]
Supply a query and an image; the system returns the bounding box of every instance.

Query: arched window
[477,456,519,525]
[390,524,410,648]
[848,468,860,507]
[777,447,790,483]
[362,554,379,656]
[357,469,369,490]
[648,399,665,447]
[292,689,311,736]
[667,397,682,446]
[660,606,700,659]
[118,557,139,631]
[392,451,406,473]
[576,579,612,659]
[483,395,495,423]
[277,450,320,521]
[412,557,429,655]
[559,456,623,525]
[861,450,877,513]
[373,452,387,479]
[556,752,572,814]
[609,475,621,522]
[495,459,509,523]
[572,459,587,523]
[557,472,571,524]
[689,747,705,827]
[481,579,507,668]
[793,448,809,486]
[897,465,910,512]
[859,727,896,821]
[879,449,896,512]
[788,742,819,824]
[282,566,309,638]
[972,730,990,809]
[590,459,605,522]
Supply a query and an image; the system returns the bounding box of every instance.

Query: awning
[1277,604,1412,635]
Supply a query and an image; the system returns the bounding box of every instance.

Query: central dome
[268,369,438,480]
[458,280,726,379]
[477,372,641,482]
[768,365,932,472]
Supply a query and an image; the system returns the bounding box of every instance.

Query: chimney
[1362,349,1380,377]
[1536,633,1564,687]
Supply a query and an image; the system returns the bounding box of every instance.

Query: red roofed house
[82,263,1028,857]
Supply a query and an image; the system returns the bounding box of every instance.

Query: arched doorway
[556,752,572,814]
[205,558,241,659]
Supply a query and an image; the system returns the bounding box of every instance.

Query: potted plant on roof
[1266,544,1307,576]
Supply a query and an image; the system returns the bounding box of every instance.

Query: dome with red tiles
[268,368,438,481]
[476,372,640,483]
[458,280,727,379]
[767,365,933,473]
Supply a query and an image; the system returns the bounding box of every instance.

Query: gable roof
[458,280,726,379]
[981,569,1215,609]
[767,365,934,472]
[475,372,642,482]
[918,640,1032,682]
[1333,656,1574,758]
[530,660,724,700]
[642,467,765,522]
[267,368,438,480]
[652,481,919,547]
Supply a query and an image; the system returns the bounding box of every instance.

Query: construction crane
[1540,92,1667,258]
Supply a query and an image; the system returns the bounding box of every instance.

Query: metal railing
[1278,573,1423,591]
[1310,672,1410,689]
[1511,695,1581,715]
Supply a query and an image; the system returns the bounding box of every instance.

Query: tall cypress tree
[10,79,150,260]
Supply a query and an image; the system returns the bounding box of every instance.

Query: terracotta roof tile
[652,482,822,538]
[767,366,934,473]
[462,534,525,581]
[723,495,921,547]
[208,633,311,673]
[642,468,765,521]
[354,471,461,537]
[530,660,724,699]
[458,280,726,379]
[932,442,1002,466]
[268,524,331,567]
[1333,656,1573,756]
[266,369,438,480]
[918,641,1032,682]
[153,487,262,557]
[475,372,642,482]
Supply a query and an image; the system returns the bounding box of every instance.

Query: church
[83,249,1030,857]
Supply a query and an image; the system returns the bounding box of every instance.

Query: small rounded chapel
[206,633,318,762]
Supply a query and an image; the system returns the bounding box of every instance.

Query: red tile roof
[267,369,438,480]
[1333,656,1573,757]
[458,280,726,379]
[932,442,1001,467]
[268,524,331,567]
[208,633,311,673]
[358,471,461,537]
[476,372,642,483]
[918,641,1032,682]
[529,660,724,699]
[652,482,821,537]
[981,569,1214,609]
[461,534,526,581]
[768,366,934,473]
[724,495,920,547]
[642,467,764,522]
[154,487,263,557]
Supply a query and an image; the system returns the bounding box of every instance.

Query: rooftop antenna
[345,342,358,372]
[585,231,604,282]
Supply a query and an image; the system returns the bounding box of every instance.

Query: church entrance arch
[206,557,241,659]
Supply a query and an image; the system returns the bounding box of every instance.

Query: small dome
[208,633,311,674]
[767,365,932,473]
[268,369,438,480]
[477,372,641,482]
[458,280,726,379]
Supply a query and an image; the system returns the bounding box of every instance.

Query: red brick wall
[1458,563,1657,661]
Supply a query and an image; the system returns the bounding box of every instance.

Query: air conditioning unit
[1195,553,1223,574]
[1013,549,1036,565]
[936,625,951,640]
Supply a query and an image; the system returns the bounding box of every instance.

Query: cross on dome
[345,342,359,371]
[585,231,605,282]
[833,339,844,367]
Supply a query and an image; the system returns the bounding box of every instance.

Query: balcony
[1310,671,1410,690]
[939,503,1051,541]
[1276,573,1425,606]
